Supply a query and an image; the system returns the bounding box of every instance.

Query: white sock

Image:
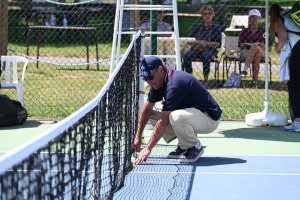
[194,140,201,149]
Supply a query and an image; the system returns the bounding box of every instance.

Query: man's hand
[133,148,151,165]
[253,43,265,50]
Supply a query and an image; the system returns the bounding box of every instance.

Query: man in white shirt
[140,11,175,68]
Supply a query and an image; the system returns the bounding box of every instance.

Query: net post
[139,29,146,139]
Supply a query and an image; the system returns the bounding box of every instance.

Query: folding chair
[222,36,240,83]
[192,56,220,84]
[225,15,249,32]
[0,56,29,106]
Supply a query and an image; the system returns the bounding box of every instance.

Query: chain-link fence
[1,0,296,120]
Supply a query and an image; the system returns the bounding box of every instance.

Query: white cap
[249,9,261,17]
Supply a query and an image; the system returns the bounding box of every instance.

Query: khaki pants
[149,107,220,149]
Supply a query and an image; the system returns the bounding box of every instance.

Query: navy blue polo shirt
[147,69,222,121]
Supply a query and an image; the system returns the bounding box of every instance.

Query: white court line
[206,154,300,157]
[130,171,300,176]
[150,154,300,157]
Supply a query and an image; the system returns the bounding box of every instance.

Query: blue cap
[138,56,164,77]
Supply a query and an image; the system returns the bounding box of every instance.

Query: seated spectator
[140,11,172,56]
[45,14,57,26]
[238,9,272,88]
[182,5,222,88]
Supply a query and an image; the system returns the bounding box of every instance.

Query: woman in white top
[269,3,300,132]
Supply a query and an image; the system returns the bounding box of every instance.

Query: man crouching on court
[133,56,222,165]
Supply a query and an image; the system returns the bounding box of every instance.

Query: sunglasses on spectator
[142,69,158,81]
[203,12,212,16]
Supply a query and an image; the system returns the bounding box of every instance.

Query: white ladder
[110,0,182,74]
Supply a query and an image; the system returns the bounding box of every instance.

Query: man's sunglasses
[142,69,158,82]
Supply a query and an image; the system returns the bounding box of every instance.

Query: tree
[130,0,140,28]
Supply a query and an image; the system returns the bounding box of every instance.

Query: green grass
[211,88,289,120]
[4,63,110,118]
[8,41,129,60]
[4,41,287,119]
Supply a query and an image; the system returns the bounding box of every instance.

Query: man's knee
[168,110,181,126]
[169,110,189,125]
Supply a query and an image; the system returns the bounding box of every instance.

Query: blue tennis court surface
[114,121,300,200]
[114,155,300,200]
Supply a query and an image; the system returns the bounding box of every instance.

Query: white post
[245,0,288,127]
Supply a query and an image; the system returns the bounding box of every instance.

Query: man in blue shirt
[133,56,222,165]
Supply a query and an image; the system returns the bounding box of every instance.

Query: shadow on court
[144,154,246,167]
[0,119,59,130]
[218,126,300,142]
[0,119,59,152]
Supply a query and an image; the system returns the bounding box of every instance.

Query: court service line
[150,154,300,157]
[130,171,300,176]
[202,154,300,157]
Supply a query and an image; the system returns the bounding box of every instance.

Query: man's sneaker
[284,123,295,132]
[178,146,204,163]
[295,122,300,132]
[252,81,258,88]
[241,70,248,77]
[284,121,300,132]
[168,146,186,158]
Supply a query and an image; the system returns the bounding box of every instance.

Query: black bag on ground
[0,94,28,127]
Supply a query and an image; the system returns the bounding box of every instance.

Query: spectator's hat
[249,9,261,17]
[138,56,164,77]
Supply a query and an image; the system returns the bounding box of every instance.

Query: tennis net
[0,32,142,200]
